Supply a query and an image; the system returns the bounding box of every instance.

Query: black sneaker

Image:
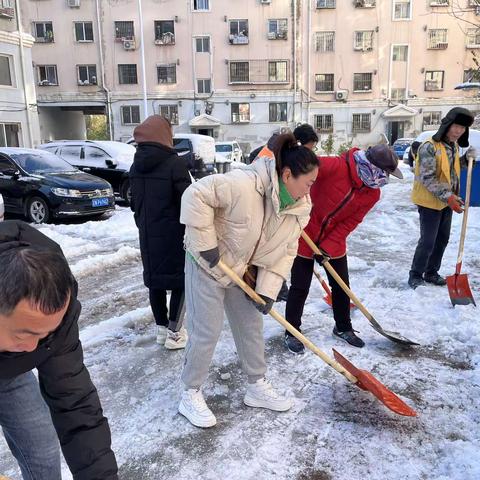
[408,274,425,290]
[284,333,305,354]
[333,326,365,348]
[423,273,447,286]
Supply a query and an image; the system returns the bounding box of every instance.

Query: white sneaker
[156,325,167,345]
[165,327,188,350]
[178,389,217,428]
[244,378,293,412]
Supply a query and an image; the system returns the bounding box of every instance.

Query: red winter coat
[298,148,381,259]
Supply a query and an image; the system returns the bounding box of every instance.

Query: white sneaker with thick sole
[244,378,293,412]
[164,327,188,350]
[178,389,217,428]
[156,325,167,345]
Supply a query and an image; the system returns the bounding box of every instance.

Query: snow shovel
[301,232,419,346]
[217,259,417,417]
[446,154,477,307]
[313,267,355,309]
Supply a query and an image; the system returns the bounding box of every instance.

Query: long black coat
[0,220,118,480]
[129,142,192,290]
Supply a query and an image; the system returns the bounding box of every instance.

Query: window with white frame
[268,19,288,40]
[466,28,480,47]
[354,31,374,51]
[197,78,211,94]
[33,22,54,42]
[77,65,97,85]
[316,0,335,8]
[428,29,448,49]
[314,114,333,133]
[352,113,371,133]
[423,111,441,129]
[393,0,411,20]
[269,102,287,122]
[391,88,406,100]
[193,0,209,11]
[196,36,210,52]
[118,64,138,84]
[315,31,335,52]
[74,22,93,42]
[1,0,14,8]
[154,21,175,45]
[464,68,480,82]
[425,70,444,91]
[157,64,176,84]
[353,72,372,91]
[0,55,12,86]
[315,74,334,92]
[229,19,249,44]
[121,105,140,125]
[231,103,250,123]
[268,61,288,82]
[0,123,20,148]
[37,65,58,85]
[114,21,134,39]
[392,45,408,61]
[159,105,179,125]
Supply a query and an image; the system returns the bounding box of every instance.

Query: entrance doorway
[387,121,406,144]
[196,128,214,137]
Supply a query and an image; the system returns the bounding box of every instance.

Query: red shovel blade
[446,273,476,307]
[333,349,417,417]
[323,294,356,310]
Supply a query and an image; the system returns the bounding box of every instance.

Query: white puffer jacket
[180,149,312,299]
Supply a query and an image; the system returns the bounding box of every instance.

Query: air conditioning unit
[267,31,277,40]
[123,39,136,50]
[280,127,289,134]
[335,90,348,101]
[39,79,51,86]
[67,0,80,8]
[260,0,271,4]
[90,75,97,84]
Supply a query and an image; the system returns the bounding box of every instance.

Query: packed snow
[1,163,479,480]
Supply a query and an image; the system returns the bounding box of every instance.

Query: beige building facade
[18,0,480,151]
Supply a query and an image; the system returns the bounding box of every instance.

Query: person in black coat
[129,115,192,349]
[0,220,118,480]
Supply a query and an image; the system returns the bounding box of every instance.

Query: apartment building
[19,0,480,151]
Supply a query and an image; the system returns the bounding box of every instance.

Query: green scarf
[279,179,295,210]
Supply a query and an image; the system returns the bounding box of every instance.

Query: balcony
[354,0,375,7]
[155,31,175,45]
[229,33,249,45]
[0,6,14,18]
[267,31,287,40]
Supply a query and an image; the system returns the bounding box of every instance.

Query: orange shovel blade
[333,349,417,417]
[446,273,476,307]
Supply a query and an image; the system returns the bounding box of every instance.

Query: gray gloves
[199,247,220,268]
[251,294,274,315]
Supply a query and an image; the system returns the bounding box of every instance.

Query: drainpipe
[94,0,113,139]
[307,0,311,125]
[137,0,148,119]
[292,0,297,127]
[14,0,34,147]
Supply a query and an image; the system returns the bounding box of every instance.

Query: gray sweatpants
[182,256,267,389]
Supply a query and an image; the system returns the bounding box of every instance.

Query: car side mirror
[105,159,118,169]
[1,168,19,177]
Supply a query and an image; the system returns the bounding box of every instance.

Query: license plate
[92,198,109,207]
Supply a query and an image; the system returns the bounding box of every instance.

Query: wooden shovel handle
[313,268,332,297]
[456,154,474,266]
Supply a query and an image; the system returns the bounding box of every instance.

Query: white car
[412,129,480,159]
[215,141,243,164]
[0,193,4,221]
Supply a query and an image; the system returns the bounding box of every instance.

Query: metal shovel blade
[332,349,417,417]
[446,272,476,307]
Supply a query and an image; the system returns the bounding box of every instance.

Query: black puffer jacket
[129,142,192,289]
[0,220,118,480]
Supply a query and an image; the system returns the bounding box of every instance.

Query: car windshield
[173,139,191,150]
[215,145,232,153]
[11,151,77,174]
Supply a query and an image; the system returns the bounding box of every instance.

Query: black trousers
[149,288,185,332]
[285,255,352,333]
[410,206,452,278]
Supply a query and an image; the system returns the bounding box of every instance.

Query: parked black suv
[0,148,115,223]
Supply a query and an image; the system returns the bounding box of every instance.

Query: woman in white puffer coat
[178,133,319,428]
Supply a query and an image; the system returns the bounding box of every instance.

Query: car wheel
[27,196,50,224]
[120,179,131,205]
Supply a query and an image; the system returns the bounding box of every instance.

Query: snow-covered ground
[1,163,479,480]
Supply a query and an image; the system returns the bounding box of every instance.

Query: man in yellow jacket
[409,107,475,289]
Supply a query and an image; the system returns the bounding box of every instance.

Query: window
[268,61,288,82]
[37,65,58,86]
[425,70,444,91]
[33,22,54,42]
[353,72,372,91]
[193,0,209,11]
[315,73,334,92]
[314,114,333,133]
[466,28,480,47]
[423,111,441,129]
[428,29,448,49]
[59,146,81,163]
[430,0,448,5]
[154,21,175,45]
[118,64,138,84]
[316,0,335,8]
[268,19,288,40]
[464,68,480,82]
[159,105,179,125]
[0,55,12,86]
[157,64,176,84]
[114,21,134,39]
[229,61,249,82]
[1,0,14,8]
[196,36,210,52]
[121,106,140,125]
[77,65,97,85]
[229,19,249,44]
[315,31,335,52]
[352,113,371,133]
[392,45,408,61]
[197,78,211,94]
[391,88,406,101]
[393,0,411,20]
[269,103,287,122]
[354,31,374,51]
[0,124,20,148]
[74,22,93,42]
[84,147,108,164]
[354,0,376,7]
[231,103,250,123]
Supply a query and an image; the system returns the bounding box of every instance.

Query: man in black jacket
[0,220,118,480]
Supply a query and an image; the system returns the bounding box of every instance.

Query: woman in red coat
[284,144,403,353]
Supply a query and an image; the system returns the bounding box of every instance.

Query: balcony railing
[229,34,249,45]
[155,32,175,45]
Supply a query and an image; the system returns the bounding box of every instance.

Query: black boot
[408,273,425,290]
[333,326,365,348]
[284,332,305,354]
[423,272,447,286]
